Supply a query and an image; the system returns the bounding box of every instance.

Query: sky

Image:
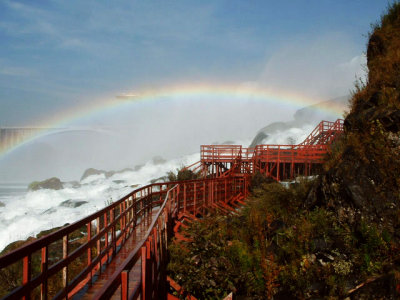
[0,0,393,181]
[0,0,390,126]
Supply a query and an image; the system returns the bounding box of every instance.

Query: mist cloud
[258,33,367,100]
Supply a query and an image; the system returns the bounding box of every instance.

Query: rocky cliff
[305,3,400,298]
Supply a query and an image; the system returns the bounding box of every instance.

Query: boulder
[28,177,63,191]
[112,180,126,184]
[80,168,113,181]
[59,199,88,208]
[80,167,134,181]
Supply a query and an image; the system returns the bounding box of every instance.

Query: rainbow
[0,83,346,158]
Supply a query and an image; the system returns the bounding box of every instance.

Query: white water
[258,124,315,145]
[0,153,200,251]
[0,123,313,252]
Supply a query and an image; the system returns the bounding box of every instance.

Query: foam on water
[0,152,200,251]
[259,124,315,145]
[0,125,310,252]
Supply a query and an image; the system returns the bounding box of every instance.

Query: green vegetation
[168,176,399,299]
[168,3,400,298]
[167,168,200,182]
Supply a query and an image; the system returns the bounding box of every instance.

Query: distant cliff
[249,96,348,148]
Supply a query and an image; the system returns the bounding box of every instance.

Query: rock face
[248,97,348,148]
[59,199,88,208]
[28,177,63,191]
[249,123,286,148]
[80,168,113,181]
[305,5,400,296]
[80,167,133,181]
[307,3,400,226]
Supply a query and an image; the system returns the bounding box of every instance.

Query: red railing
[0,182,175,300]
[200,120,343,164]
[0,177,248,300]
[253,144,328,163]
[93,184,179,300]
[200,145,242,162]
[93,176,248,299]
[199,119,344,180]
[297,119,343,147]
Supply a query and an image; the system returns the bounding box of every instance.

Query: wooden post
[133,194,137,227]
[96,216,101,273]
[183,184,187,213]
[121,270,129,300]
[277,146,280,181]
[22,255,31,300]
[122,200,126,240]
[109,210,114,258]
[193,183,197,217]
[225,179,227,204]
[87,222,92,284]
[41,246,48,300]
[146,240,152,300]
[119,203,123,241]
[141,246,146,300]
[62,234,68,293]
[104,212,109,262]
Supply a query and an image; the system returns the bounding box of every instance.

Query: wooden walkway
[74,210,159,299]
[0,177,248,299]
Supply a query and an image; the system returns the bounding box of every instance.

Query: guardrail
[200,120,344,165]
[200,145,242,162]
[0,182,174,300]
[93,185,179,300]
[199,119,344,180]
[0,177,248,300]
[93,176,248,299]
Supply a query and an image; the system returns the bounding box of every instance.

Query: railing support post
[141,246,146,300]
[22,255,31,300]
[96,216,101,273]
[41,246,48,300]
[121,270,129,300]
[87,222,92,284]
[104,212,109,262]
[193,182,197,217]
[62,234,69,295]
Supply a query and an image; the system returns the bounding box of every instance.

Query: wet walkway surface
[75,209,159,299]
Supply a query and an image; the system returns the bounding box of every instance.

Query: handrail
[0,176,248,300]
[0,182,168,299]
[199,119,344,181]
[200,120,343,166]
[0,183,162,268]
[93,184,179,300]
[92,176,248,299]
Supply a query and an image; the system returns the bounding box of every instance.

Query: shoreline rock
[28,177,63,191]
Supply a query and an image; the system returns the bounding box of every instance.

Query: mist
[0,97,288,182]
[0,33,363,183]
[258,33,367,100]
